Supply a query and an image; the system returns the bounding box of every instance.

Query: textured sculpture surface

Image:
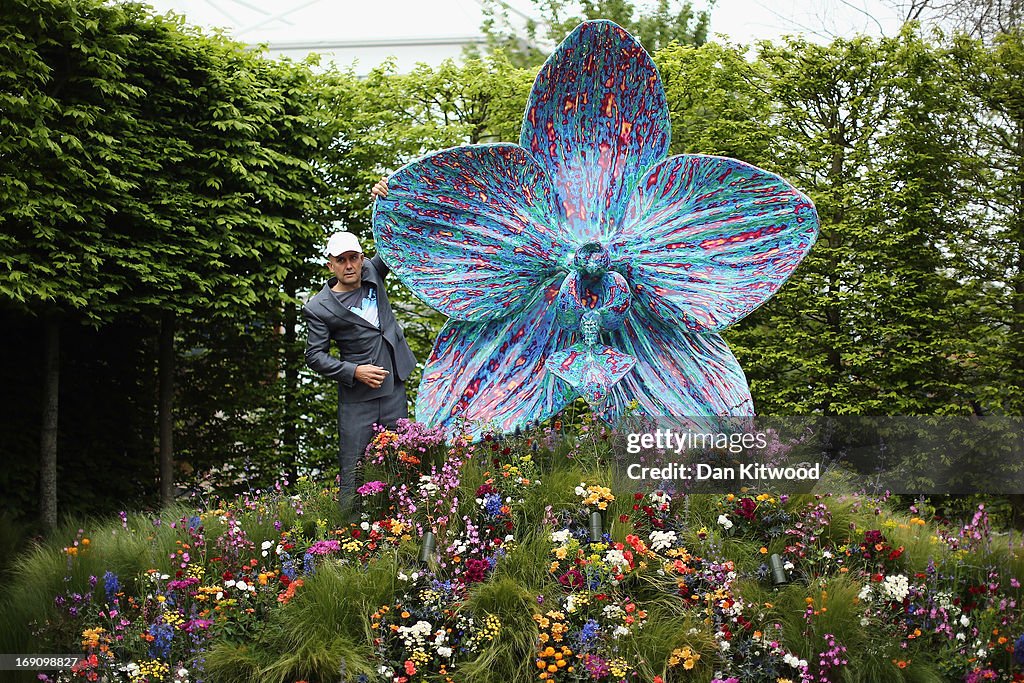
[373,20,819,436]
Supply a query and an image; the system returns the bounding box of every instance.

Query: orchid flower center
[573,242,611,279]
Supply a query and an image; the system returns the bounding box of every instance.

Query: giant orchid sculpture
[372,20,818,437]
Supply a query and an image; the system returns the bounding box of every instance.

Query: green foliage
[477,0,713,67]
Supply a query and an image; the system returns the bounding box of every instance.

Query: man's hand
[354,364,389,389]
[371,176,389,199]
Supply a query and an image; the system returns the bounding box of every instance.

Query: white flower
[398,572,409,581]
[612,625,630,638]
[649,530,677,551]
[858,585,872,601]
[604,549,630,572]
[783,653,807,669]
[602,604,625,619]
[650,490,671,506]
[224,579,236,589]
[235,580,248,591]
[956,632,966,641]
[880,574,910,602]
[960,615,970,626]
[551,529,572,544]
[784,560,794,571]
[719,640,731,652]
[575,483,586,496]
[361,522,370,531]
[261,540,274,557]
[437,646,453,658]
[717,514,733,530]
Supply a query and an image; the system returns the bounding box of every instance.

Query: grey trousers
[338,382,408,510]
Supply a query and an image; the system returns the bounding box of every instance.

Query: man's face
[329,251,363,291]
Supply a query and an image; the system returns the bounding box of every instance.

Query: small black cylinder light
[769,553,788,586]
[589,510,603,543]
[419,530,436,565]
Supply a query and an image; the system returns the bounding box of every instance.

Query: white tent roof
[141,0,907,76]
[144,0,543,74]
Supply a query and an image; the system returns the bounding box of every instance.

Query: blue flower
[103,571,120,599]
[1014,633,1024,666]
[374,20,818,435]
[281,559,297,580]
[147,622,174,659]
[484,493,504,517]
[579,619,600,648]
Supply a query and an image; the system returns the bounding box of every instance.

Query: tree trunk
[159,310,175,505]
[282,279,299,483]
[39,314,60,534]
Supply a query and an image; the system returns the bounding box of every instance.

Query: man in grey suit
[303,230,417,514]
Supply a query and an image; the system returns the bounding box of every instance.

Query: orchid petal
[416,280,574,436]
[520,20,670,242]
[611,154,819,332]
[601,313,754,424]
[373,144,567,321]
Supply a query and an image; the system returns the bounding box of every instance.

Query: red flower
[558,569,585,588]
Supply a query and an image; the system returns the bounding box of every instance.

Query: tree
[477,0,713,66]
[891,0,1023,41]
[0,0,341,526]
[658,31,980,415]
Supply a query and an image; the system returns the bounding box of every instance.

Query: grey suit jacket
[303,255,417,404]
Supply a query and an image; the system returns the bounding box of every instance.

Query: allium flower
[374,20,818,436]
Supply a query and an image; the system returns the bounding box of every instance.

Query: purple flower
[582,654,610,678]
[357,480,387,496]
[306,540,340,556]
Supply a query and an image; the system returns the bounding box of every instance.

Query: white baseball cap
[325,231,363,257]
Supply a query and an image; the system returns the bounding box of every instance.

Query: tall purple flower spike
[372,20,819,437]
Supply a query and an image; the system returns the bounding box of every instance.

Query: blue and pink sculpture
[372,20,818,437]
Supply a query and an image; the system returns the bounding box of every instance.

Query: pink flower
[357,481,387,496]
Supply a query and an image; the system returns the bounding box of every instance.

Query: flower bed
[3,417,1023,682]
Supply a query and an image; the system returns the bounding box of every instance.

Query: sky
[142,0,909,73]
